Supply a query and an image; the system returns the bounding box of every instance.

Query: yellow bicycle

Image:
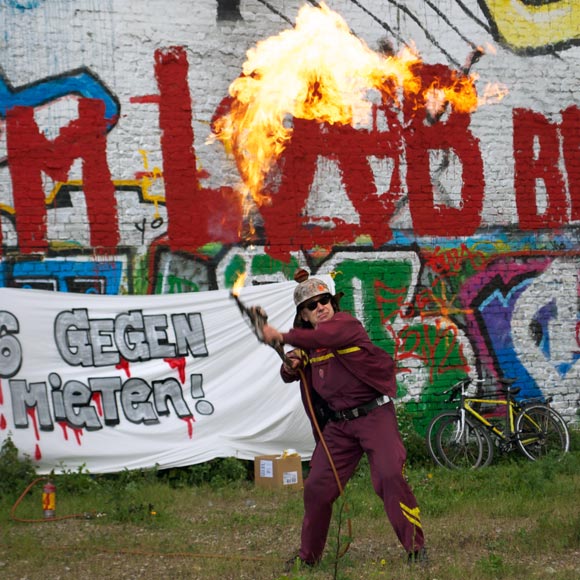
[426,377,570,469]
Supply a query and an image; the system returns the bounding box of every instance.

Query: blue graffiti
[0,66,120,127]
[0,259,123,294]
[478,279,544,400]
[0,0,42,10]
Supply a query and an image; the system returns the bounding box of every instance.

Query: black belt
[331,395,391,421]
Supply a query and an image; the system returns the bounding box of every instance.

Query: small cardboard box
[254,454,303,490]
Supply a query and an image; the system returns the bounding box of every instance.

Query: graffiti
[1,302,218,449]
[0,1,579,432]
[515,106,580,227]
[2,48,578,260]
[9,375,195,430]
[217,0,242,21]
[458,254,579,416]
[0,253,128,294]
[54,308,208,367]
[5,98,119,252]
[1,48,242,255]
[478,0,580,53]
[216,243,580,426]
[0,66,120,138]
[152,47,241,252]
[1,1,43,11]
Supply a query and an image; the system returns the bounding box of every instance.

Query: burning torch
[230,275,290,365]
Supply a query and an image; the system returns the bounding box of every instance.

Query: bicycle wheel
[436,413,494,469]
[515,404,570,461]
[426,411,459,468]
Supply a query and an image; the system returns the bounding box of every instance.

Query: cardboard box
[254,454,303,490]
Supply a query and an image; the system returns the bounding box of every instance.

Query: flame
[424,73,479,117]
[212,2,503,208]
[212,2,420,205]
[478,82,509,106]
[232,271,247,296]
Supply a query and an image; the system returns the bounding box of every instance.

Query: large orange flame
[212,2,419,205]
[212,2,505,209]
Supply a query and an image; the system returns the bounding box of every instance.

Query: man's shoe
[284,553,315,572]
[407,546,429,565]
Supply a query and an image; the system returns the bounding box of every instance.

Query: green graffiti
[251,254,299,278]
[156,274,200,294]
[224,255,246,288]
[329,256,470,433]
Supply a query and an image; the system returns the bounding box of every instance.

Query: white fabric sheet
[0,279,333,473]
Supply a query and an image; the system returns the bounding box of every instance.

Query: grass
[1,433,579,579]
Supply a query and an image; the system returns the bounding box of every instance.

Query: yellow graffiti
[45,177,164,207]
[41,150,166,215]
[484,0,580,51]
[138,149,165,218]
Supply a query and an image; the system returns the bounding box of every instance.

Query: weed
[396,403,432,467]
[1,440,579,579]
[475,552,507,576]
[158,457,249,488]
[50,463,98,494]
[0,435,37,498]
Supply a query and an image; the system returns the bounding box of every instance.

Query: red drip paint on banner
[164,357,186,383]
[116,357,131,378]
[35,444,42,461]
[182,416,195,439]
[73,429,83,446]
[59,422,69,440]
[0,414,6,430]
[58,423,83,445]
[93,391,103,416]
[26,407,40,440]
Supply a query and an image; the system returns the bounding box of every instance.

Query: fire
[232,271,247,296]
[478,82,509,106]
[212,2,420,205]
[212,2,504,208]
[424,74,479,117]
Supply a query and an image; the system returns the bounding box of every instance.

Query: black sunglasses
[303,294,332,312]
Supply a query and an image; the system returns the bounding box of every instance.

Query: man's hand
[282,349,303,373]
[262,324,284,346]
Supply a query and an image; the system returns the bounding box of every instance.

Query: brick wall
[1,0,579,426]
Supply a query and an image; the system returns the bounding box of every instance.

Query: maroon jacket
[280,312,396,438]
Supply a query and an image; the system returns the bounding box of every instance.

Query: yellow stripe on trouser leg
[400,502,422,528]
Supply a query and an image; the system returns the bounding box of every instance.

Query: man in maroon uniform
[262,273,426,567]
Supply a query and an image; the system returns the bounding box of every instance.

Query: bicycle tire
[515,404,570,461]
[426,411,459,468]
[435,412,494,469]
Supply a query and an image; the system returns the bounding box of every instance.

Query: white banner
[0,279,333,474]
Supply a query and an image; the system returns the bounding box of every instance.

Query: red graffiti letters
[6,99,118,254]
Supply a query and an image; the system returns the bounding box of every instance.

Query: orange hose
[10,476,93,523]
[298,367,352,558]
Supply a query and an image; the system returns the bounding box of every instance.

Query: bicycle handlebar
[441,378,471,401]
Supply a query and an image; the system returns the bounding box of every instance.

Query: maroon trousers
[299,403,424,563]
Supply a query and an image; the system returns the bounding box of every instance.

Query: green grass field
[1,432,579,580]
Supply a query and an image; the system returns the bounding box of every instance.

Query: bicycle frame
[463,397,517,445]
[450,379,520,447]
[455,381,541,450]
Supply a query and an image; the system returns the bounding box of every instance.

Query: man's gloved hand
[262,324,283,346]
[282,349,303,374]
